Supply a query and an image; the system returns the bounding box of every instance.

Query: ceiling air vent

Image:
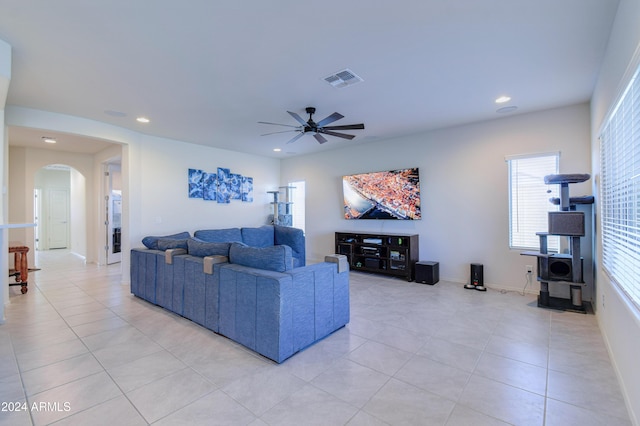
[323,68,363,88]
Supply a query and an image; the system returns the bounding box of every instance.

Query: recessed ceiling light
[136,117,150,123]
[495,96,511,104]
[273,148,282,152]
[41,136,57,144]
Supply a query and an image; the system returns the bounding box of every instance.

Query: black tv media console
[335,232,419,281]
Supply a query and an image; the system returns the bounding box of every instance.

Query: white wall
[281,103,592,295]
[0,38,10,322]
[590,0,640,423]
[128,133,279,246]
[69,168,86,257]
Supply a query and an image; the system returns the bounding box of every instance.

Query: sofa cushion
[142,232,191,250]
[194,228,242,243]
[157,238,189,251]
[187,238,231,257]
[274,225,306,267]
[228,242,293,272]
[241,226,275,247]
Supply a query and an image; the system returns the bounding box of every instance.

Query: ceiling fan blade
[258,121,300,128]
[261,129,302,136]
[316,112,344,127]
[286,132,306,144]
[321,123,365,131]
[319,129,356,140]
[314,133,328,144]
[287,111,309,127]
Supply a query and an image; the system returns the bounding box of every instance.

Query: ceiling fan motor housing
[305,107,317,130]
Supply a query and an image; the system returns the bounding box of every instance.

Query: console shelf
[335,232,419,281]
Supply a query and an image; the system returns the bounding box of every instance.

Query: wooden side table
[9,244,29,294]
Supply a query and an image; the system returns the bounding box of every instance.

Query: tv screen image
[342,168,421,220]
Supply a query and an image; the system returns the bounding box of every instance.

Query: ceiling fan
[259,107,365,144]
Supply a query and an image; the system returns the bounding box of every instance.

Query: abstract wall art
[188,168,204,198]
[217,167,231,204]
[203,172,217,201]
[242,176,254,202]
[188,167,253,203]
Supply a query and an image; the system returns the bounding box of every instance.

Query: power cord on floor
[522,270,532,296]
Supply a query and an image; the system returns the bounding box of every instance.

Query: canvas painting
[188,168,204,198]
[242,176,254,202]
[203,172,217,201]
[189,167,253,204]
[217,167,231,204]
[230,173,242,200]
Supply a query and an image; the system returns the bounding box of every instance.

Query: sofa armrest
[324,254,349,273]
[203,255,229,274]
[165,248,187,264]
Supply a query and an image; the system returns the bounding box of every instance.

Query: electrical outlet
[526,265,533,274]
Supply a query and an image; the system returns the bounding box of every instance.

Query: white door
[106,193,122,264]
[105,162,122,264]
[48,189,69,249]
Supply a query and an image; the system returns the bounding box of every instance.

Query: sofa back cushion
[241,226,274,247]
[142,232,191,250]
[228,242,293,272]
[194,228,242,243]
[157,238,189,251]
[274,225,306,267]
[187,238,231,257]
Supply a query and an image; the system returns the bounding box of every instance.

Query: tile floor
[0,250,632,425]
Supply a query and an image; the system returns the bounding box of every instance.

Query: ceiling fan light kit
[259,107,365,145]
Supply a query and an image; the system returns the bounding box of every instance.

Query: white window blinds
[600,64,640,310]
[508,153,559,251]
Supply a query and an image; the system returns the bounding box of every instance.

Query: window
[289,181,305,232]
[600,63,640,310]
[507,153,559,250]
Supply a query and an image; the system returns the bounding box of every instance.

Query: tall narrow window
[289,181,306,232]
[507,153,560,251]
[600,63,640,310]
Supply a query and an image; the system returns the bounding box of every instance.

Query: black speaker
[415,261,439,285]
[471,263,483,286]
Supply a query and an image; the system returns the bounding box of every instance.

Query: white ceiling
[0,0,620,158]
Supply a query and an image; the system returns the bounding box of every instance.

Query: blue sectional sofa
[130,225,350,363]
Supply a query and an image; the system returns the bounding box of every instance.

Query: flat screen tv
[342,167,421,220]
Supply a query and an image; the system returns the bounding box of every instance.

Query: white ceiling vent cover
[323,69,363,88]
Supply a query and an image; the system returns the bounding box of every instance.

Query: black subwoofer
[415,261,439,285]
